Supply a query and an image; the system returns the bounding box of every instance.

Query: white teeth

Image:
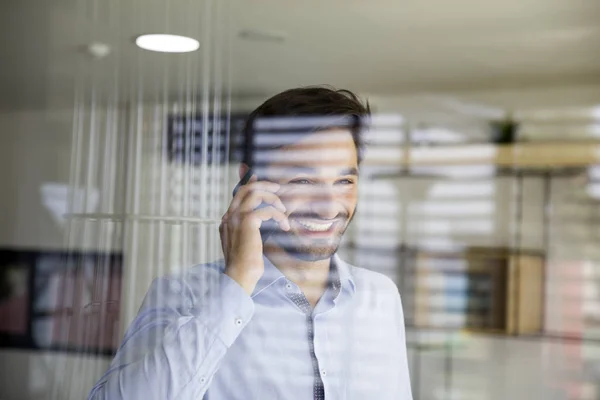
[297,220,333,232]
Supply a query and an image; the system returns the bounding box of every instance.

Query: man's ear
[239,163,250,180]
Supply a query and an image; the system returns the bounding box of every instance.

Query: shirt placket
[286,261,342,400]
[287,290,325,399]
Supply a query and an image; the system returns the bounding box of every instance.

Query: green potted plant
[490,115,519,144]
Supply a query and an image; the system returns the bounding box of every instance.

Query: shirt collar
[332,253,356,296]
[251,253,356,298]
[251,256,286,298]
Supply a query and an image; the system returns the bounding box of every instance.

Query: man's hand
[220,175,290,295]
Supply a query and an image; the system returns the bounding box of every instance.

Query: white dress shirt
[89,254,413,399]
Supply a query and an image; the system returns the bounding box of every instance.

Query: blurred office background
[1,0,600,399]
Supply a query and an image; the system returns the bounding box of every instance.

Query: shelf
[410,248,545,335]
[363,142,600,168]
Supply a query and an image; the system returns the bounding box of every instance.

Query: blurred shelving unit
[409,247,544,335]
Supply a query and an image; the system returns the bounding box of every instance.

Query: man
[89,86,412,399]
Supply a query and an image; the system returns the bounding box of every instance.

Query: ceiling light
[238,29,287,43]
[86,42,111,59]
[135,34,199,53]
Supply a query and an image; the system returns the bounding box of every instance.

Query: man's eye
[336,179,355,185]
[290,179,311,184]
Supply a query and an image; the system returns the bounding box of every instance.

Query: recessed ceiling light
[135,34,200,53]
[238,29,287,43]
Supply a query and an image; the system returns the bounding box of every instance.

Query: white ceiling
[1,0,599,114]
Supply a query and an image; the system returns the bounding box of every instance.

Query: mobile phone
[232,169,277,243]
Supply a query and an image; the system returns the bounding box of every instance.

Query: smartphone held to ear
[232,170,277,243]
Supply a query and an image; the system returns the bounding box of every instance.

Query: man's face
[261,129,359,261]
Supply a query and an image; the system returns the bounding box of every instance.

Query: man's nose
[310,186,338,220]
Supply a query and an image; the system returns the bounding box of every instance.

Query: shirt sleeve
[88,269,254,400]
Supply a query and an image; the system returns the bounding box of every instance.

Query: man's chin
[284,246,338,262]
[268,227,345,261]
[279,238,340,261]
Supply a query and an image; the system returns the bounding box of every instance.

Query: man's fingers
[242,206,290,232]
[229,180,281,213]
[254,207,291,231]
[239,190,286,214]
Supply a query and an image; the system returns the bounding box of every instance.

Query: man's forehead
[274,165,358,174]
[254,127,354,149]
[258,148,356,165]
[254,129,357,165]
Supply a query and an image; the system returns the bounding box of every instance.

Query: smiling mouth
[295,219,335,232]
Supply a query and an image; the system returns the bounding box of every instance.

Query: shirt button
[285,283,293,290]
[321,369,327,377]
[235,318,243,326]
[200,376,206,384]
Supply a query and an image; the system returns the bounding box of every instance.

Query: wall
[0,109,113,400]
[0,110,72,249]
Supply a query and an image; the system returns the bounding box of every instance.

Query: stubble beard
[268,213,354,262]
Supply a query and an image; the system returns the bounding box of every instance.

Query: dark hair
[242,85,370,167]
